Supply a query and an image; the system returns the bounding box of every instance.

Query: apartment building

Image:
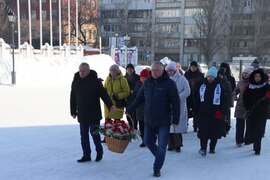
[230,0,270,62]
[100,0,185,64]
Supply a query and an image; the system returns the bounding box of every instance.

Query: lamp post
[124,34,130,47]
[115,33,118,48]
[8,11,16,85]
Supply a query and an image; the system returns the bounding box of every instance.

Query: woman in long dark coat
[194,67,228,156]
[220,63,236,134]
[243,69,270,155]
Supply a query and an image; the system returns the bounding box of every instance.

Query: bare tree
[193,0,230,65]
[62,0,99,47]
[227,0,243,60]
[0,0,14,41]
[253,0,270,60]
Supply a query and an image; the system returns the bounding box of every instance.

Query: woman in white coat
[166,61,191,152]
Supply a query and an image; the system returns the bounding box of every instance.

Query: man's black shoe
[95,153,103,162]
[153,169,161,177]
[77,156,91,163]
[139,143,146,147]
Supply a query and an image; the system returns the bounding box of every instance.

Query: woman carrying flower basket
[103,64,130,143]
[193,67,229,157]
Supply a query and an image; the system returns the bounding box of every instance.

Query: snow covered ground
[0,55,270,180]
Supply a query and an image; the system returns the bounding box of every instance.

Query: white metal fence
[0,38,84,60]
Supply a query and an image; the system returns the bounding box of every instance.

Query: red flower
[215,110,223,119]
[265,91,270,100]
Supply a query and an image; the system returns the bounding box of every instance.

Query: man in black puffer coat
[70,63,114,163]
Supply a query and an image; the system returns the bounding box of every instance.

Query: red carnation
[215,110,223,119]
[265,91,270,100]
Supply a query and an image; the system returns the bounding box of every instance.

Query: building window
[42,10,47,20]
[42,0,46,3]
[156,24,179,33]
[31,10,36,20]
[244,41,248,47]
[156,9,181,18]
[21,11,27,20]
[185,8,201,17]
[52,10,58,18]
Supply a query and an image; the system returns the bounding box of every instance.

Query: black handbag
[114,98,128,108]
[112,78,129,108]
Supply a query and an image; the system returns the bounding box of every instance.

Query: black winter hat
[126,63,135,70]
[190,61,198,67]
[251,59,259,69]
[218,67,226,76]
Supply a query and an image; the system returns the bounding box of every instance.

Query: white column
[76,0,78,47]
[17,0,21,48]
[28,0,32,46]
[59,0,62,47]
[49,0,53,46]
[39,0,43,49]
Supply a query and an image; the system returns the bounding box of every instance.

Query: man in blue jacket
[126,61,180,177]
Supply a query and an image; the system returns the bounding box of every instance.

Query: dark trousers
[80,122,103,157]
[251,118,267,153]
[168,133,182,149]
[225,108,231,133]
[138,120,145,142]
[244,117,253,144]
[200,138,218,151]
[236,118,245,144]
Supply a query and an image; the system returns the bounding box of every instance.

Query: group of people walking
[70,59,270,177]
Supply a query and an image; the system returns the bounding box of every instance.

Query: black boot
[95,153,103,162]
[153,169,161,177]
[77,155,91,163]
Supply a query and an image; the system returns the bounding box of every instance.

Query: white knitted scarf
[200,83,221,105]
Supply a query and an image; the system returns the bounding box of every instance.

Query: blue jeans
[80,122,103,157]
[144,125,170,170]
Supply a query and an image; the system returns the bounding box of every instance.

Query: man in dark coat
[124,63,140,128]
[126,61,180,177]
[184,61,204,132]
[70,63,114,163]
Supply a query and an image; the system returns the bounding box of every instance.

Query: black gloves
[112,94,119,101]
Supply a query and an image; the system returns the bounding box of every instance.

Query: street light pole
[8,11,16,85]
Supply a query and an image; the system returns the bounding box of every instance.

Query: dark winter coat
[125,72,140,92]
[243,69,270,120]
[70,70,113,124]
[184,69,204,117]
[220,63,236,107]
[219,76,233,108]
[233,78,249,119]
[128,82,144,121]
[127,71,180,127]
[194,78,228,139]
